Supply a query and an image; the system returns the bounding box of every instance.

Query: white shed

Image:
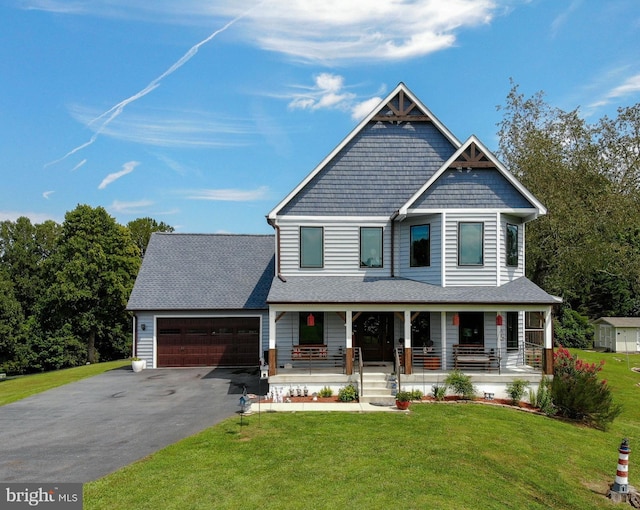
[593,317,640,353]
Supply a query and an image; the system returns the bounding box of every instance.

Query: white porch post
[544,307,553,349]
[543,306,554,375]
[268,307,277,376]
[345,310,353,375]
[440,311,447,369]
[404,310,412,374]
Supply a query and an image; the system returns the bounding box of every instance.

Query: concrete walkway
[246,401,402,413]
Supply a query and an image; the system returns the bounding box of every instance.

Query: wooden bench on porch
[453,344,498,371]
[291,345,344,368]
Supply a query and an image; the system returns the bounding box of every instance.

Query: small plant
[410,389,423,401]
[431,384,447,401]
[444,370,475,400]
[529,376,554,415]
[395,391,412,402]
[318,386,333,398]
[131,357,141,361]
[338,384,358,402]
[506,379,529,406]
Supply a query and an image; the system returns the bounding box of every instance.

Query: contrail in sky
[46,3,261,168]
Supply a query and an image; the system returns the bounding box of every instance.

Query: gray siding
[444,212,498,286]
[412,168,535,209]
[500,214,525,284]
[275,312,347,366]
[397,214,442,284]
[279,218,392,277]
[279,121,456,216]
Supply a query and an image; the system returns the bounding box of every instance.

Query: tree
[0,269,26,373]
[497,83,640,317]
[127,217,174,259]
[38,205,141,363]
[0,217,60,317]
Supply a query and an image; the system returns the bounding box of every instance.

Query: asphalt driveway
[0,366,264,483]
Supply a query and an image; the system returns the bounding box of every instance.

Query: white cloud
[351,97,384,121]
[108,199,155,214]
[288,74,384,120]
[185,186,270,201]
[24,0,501,63]
[98,161,139,189]
[587,72,640,111]
[69,105,253,148]
[71,159,87,172]
[605,74,640,100]
[0,210,61,224]
[42,190,54,199]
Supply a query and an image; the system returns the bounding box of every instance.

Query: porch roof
[267,275,560,306]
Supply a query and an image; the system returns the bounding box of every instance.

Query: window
[410,224,430,267]
[360,227,383,268]
[506,312,518,350]
[506,223,518,266]
[299,312,324,345]
[458,222,483,265]
[300,226,323,268]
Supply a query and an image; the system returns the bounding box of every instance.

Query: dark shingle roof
[267,275,560,305]
[127,233,274,311]
[279,121,456,216]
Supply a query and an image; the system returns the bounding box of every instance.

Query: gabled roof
[399,136,546,219]
[594,317,640,328]
[267,83,461,220]
[127,233,274,311]
[267,275,560,305]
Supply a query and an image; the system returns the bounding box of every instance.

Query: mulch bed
[257,394,540,412]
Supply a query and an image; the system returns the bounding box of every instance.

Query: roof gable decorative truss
[399,135,547,219]
[448,141,495,169]
[372,89,433,123]
[267,83,461,221]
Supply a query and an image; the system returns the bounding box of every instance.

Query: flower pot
[396,400,410,410]
[132,359,144,373]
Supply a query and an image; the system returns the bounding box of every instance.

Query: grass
[0,360,129,406]
[83,350,640,510]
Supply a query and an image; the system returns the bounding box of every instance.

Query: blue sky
[2,0,639,234]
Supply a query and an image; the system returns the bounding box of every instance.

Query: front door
[353,313,394,362]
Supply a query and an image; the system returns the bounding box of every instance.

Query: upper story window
[410,224,430,267]
[458,222,483,266]
[506,223,518,266]
[360,227,383,268]
[300,226,323,268]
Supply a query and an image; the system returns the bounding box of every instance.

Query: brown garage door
[157,317,260,367]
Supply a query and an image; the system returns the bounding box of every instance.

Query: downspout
[266,217,286,282]
[390,210,399,277]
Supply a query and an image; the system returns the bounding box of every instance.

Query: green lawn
[83,351,640,510]
[0,360,129,406]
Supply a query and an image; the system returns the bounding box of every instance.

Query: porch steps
[359,372,397,405]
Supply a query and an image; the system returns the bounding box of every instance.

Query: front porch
[269,345,544,402]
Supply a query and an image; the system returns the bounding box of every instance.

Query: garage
[157,317,260,367]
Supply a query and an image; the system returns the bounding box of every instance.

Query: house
[127,83,560,399]
[593,317,640,352]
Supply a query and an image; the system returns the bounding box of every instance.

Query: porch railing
[409,344,543,373]
[290,345,346,372]
[354,347,363,398]
[394,348,402,393]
